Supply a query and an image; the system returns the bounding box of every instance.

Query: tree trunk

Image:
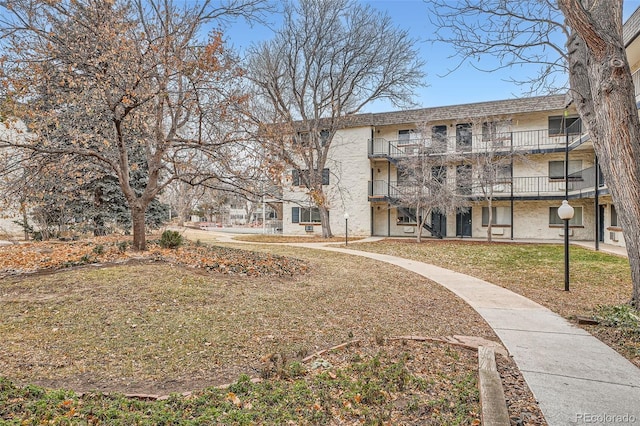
[560,0,640,306]
[319,205,333,238]
[19,202,29,241]
[131,204,147,251]
[416,206,426,243]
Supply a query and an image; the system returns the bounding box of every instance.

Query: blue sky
[221,0,640,113]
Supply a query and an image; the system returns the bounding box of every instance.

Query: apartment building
[282,95,619,245]
[281,7,640,247]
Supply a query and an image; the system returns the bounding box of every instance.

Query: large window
[431,125,447,146]
[456,123,472,150]
[292,207,324,223]
[398,129,421,143]
[549,206,583,226]
[397,207,417,224]
[456,164,472,195]
[611,205,618,227]
[482,206,512,226]
[292,168,330,186]
[548,160,582,180]
[549,115,581,136]
[482,120,511,146]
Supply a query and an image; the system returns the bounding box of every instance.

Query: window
[292,207,324,223]
[397,207,417,224]
[292,168,330,186]
[432,166,446,183]
[456,164,472,195]
[482,207,512,226]
[497,164,512,181]
[549,206,583,226]
[398,129,421,143]
[456,123,472,150]
[398,129,412,143]
[611,205,618,227]
[432,125,447,144]
[549,115,581,136]
[295,130,330,146]
[397,165,411,186]
[482,122,498,142]
[548,160,582,180]
[319,130,330,146]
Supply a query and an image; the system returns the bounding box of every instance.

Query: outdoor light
[558,200,575,291]
[344,212,349,246]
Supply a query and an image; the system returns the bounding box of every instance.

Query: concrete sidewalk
[290,244,640,426]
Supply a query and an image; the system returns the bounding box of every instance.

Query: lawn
[346,239,640,368]
[1,235,547,424]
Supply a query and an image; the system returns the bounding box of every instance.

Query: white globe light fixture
[558,200,574,291]
[558,200,575,221]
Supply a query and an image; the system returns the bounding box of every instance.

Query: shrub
[159,230,183,249]
[117,241,129,253]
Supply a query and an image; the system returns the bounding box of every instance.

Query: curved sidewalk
[194,230,640,424]
[291,243,640,426]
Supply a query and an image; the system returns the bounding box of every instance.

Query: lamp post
[558,200,575,291]
[344,212,349,246]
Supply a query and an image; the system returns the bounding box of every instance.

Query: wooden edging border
[478,346,510,426]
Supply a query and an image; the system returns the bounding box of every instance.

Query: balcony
[369,167,604,202]
[368,128,585,161]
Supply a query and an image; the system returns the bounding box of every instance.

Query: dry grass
[347,239,639,368]
[0,235,552,424]
[230,234,365,243]
[0,246,493,395]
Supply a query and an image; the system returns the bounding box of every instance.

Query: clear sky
[221,0,640,113]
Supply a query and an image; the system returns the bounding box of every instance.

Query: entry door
[431,210,447,237]
[456,209,472,237]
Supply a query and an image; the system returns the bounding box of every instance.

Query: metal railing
[369,170,603,199]
[368,127,585,159]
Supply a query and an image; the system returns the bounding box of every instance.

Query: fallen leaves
[0,235,309,278]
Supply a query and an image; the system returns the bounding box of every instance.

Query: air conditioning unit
[559,229,573,237]
[304,225,314,232]
[491,228,504,235]
[404,226,414,233]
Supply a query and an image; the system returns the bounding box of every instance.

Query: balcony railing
[368,128,585,159]
[369,169,603,200]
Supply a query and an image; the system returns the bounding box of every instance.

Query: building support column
[595,155,600,251]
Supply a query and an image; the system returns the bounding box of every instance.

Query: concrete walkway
[199,231,640,425]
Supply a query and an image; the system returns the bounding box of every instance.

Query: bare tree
[429,0,640,306]
[247,0,425,238]
[0,0,266,250]
[471,118,520,242]
[394,127,469,242]
[162,180,207,226]
[429,0,568,95]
